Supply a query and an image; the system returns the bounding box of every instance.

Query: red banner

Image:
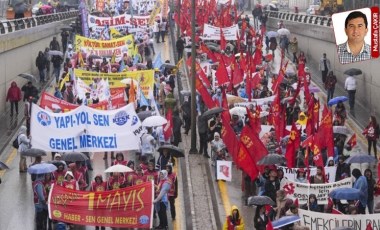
[48,182,154,228]
[40,88,125,112]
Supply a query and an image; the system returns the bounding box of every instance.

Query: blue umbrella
[328,96,348,106]
[345,154,377,164]
[329,187,364,201]
[27,163,57,174]
[272,215,301,229]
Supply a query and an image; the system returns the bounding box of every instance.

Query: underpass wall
[268,17,380,118]
[0,19,72,113]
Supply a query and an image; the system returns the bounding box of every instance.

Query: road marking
[0,148,17,177]
[218,181,231,216]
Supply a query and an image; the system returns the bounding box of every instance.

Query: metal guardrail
[267,10,333,27]
[0,10,79,35]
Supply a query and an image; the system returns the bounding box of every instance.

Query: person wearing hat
[295,168,307,183]
[63,171,79,190]
[153,170,172,229]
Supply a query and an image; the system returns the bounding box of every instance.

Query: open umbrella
[88,54,102,60]
[272,215,301,229]
[309,86,321,93]
[120,78,139,85]
[247,196,276,206]
[329,187,365,201]
[18,73,37,83]
[60,26,73,31]
[180,90,191,96]
[28,163,57,174]
[137,111,153,121]
[61,152,89,162]
[258,154,286,165]
[202,107,224,117]
[277,28,290,36]
[158,145,185,158]
[344,68,362,76]
[48,50,63,56]
[267,31,278,38]
[230,107,247,117]
[142,115,167,127]
[345,154,376,164]
[333,126,351,136]
[0,161,9,170]
[22,148,47,157]
[328,96,348,106]
[105,164,133,173]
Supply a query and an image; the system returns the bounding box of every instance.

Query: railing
[0,10,78,35]
[267,10,333,27]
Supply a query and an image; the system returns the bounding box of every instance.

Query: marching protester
[17,125,30,172]
[363,116,379,158]
[6,81,22,116]
[223,205,245,230]
[153,170,172,230]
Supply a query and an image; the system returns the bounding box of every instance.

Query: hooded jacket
[6,82,22,102]
[223,205,245,230]
[17,126,30,154]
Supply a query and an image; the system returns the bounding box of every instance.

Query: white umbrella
[48,50,64,56]
[142,115,167,127]
[267,31,278,38]
[277,28,290,36]
[120,78,138,85]
[104,164,133,173]
[230,107,247,117]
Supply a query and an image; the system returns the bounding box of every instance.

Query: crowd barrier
[0,10,78,34]
[267,10,332,27]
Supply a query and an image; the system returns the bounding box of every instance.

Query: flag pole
[189,0,198,154]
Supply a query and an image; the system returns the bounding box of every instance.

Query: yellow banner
[75,34,136,58]
[74,69,155,96]
[148,2,162,26]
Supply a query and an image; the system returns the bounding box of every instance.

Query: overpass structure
[267,10,380,127]
[0,11,78,113]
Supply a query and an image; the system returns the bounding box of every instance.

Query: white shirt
[345,76,356,91]
[141,133,155,155]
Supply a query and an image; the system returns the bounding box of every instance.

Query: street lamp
[189,0,198,154]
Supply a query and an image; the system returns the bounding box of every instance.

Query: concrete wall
[0,19,73,113]
[267,17,380,117]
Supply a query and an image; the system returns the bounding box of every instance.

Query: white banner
[87,14,161,34]
[278,166,337,183]
[280,178,352,204]
[201,24,239,41]
[30,103,143,152]
[216,161,232,181]
[298,209,380,229]
[234,95,276,106]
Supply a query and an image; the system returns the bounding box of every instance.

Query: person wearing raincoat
[223,205,245,230]
[18,125,30,172]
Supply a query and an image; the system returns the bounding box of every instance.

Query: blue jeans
[327,88,335,102]
[53,67,60,83]
[39,69,45,82]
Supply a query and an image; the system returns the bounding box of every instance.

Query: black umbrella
[158,145,185,158]
[137,111,153,121]
[21,148,47,157]
[88,54,102,59]
[62,152,89,162]
[202,107,224,117]
[345,154,376,164]
[60,26,73,31]
[257,154,286,165]
[0,161,9,170]
[344,68,362,76]
[18,73,37,83]
[247,195,276,206]
[161,63,177,70]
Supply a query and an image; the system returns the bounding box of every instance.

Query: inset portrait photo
[332,8,375,64]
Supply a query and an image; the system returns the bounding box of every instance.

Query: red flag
[195,74,217,109]
[312,136,324,168]
[240,125,268,163]
[301,135,314,148]
[215,62,229,86]
[246,72,252,101]
[221,88,228,110]
[200,44,217,62]
[220,28,226,50]
[236,142,259,180]
[294,198,299,207]
[303,74,311,103]
[332,208,343,214]
[271,68,285,94]
[318,105,334,157]
[163,108,173,141]
[232,66,244,86]
[314,99,320,130]
[246,107,261,135]
[239,52,246,71]
[367,222,373,230]
[347,134,357,148]
[195,62,211,88]
[220,111,237,160]
[285,123,301,168]
[251,71,263,90]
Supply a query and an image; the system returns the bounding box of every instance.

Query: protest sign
[298,209,380,230]
[75,34,135,59]
[201,24,239,40]
[48,182,153,228]
[87,14,162,34]
[216,161,232,181]
[31,103,143,152]
[280,178,352,204]
[277,166,337,183]
[74,68,154,97]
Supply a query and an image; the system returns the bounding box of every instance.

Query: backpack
[12,135,19,149]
